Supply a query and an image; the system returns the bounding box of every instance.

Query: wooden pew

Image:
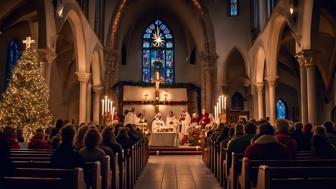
[227,152,244,189]
[84,161,102,189]
[256,165,336,189]
[239,158,336,189]
[2,167,85,189]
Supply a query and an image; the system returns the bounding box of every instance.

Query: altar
[149,132,178,147]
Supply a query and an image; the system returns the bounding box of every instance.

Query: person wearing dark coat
[0,126,20,149]
[302,123,313,150]
[244,123,290,160]
[292,122,305,150]
[116,128,133,151]
[323,121,336,146]
[51,125,84,169]
[311,126,336,158]
[28,133,51,149]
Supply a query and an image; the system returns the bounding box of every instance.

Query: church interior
[1,0,336,189]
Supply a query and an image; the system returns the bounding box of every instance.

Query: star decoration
[152,27,165,47]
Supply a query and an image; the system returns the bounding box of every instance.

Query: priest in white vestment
[166,111,179,132]
[151,113,165,132]
[179,108,191,137]
[124,108,139,126]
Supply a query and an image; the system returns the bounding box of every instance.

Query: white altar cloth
[149,132,178,147]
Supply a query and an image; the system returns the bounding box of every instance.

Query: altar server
[152,113,165,132]
[124,108,139,126]
[179,108,191,136]
[166,111,179,132]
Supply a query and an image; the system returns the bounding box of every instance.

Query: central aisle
[134,155,222,189]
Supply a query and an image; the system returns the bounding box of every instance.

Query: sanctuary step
[149,146,202,155]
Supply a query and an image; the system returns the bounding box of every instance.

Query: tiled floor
[134,155,222,189]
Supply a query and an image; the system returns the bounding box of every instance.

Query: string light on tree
[0,36,53,141]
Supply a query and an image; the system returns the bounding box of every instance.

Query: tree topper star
[152,27,165,47]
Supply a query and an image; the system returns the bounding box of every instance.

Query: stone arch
[266,10,297,78]
[90,46,103,87]
[223,47,250,86]
[57,8,87,73]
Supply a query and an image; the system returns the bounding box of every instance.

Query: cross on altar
[23,36,35,49]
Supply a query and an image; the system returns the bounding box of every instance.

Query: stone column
[303,50,319,124]
[296,53,308,124]
[92,85,103,124]
[37,48,56,86]
[266,76,278,126]
[86,81,92,122]
[200,52,218,112]
[256,82,264,120]
[76,72,91,124]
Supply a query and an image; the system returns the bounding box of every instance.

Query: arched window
[6,39,20,86]
[276,99,287,119]
[142,19,174,83]
[231,92,244,110]
[228,0,239,16]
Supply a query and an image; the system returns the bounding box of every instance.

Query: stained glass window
[276,99,287,119]
[229,0,238,16]
[142,19,174,83]
[5,39,20,87]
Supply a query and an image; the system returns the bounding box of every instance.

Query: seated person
[28,128,51,149]
[0,126,20,149]
[312,126,336,158]
[244,123,290,160]
[51,125,84,168]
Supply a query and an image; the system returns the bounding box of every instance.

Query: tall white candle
[214,105,217,122]
[221,95,224,110]
[101,99,104,115]
[112,107,115,120]
[224,96,227,110]
[218,101,221,114]
[218,97,221,111]
[105,96,108,113]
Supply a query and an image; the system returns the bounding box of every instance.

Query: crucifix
[154,70,162,113]
[22,36,35,49]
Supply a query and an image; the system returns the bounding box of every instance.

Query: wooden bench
[2,167,85,189]
[239,158,336,189]
[256,165,336,189]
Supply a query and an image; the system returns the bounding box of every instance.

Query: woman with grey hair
[311,125,336,158]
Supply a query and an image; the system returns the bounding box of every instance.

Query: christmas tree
[0,37,52,141]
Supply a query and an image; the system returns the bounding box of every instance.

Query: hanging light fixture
[56,0,64,17]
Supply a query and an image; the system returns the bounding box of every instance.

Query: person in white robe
[151,113,165,132]
[124,108,139,126]
[166,111,179,132]
[179,108,191,137]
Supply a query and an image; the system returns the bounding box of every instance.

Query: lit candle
[156,72,159,80]
[101,99,104,115]
[218,97,221,111]
[110,101,113,113]
[214,105,217,122]
[112,107,115,120]
[105,96,108,113]
[218,101,221,114]
[224,96,227,110]
[221,95,224,110]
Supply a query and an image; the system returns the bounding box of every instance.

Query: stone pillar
[266,76,278,126]
[303,50,319,124]
[256,82,264,120]
[86,81,92,122]
[92,85,103,124]
[37,48,56,86]
[200,52,218,112]
[76,72,91,124]
[104,48,119,105]
[296,53,308,124]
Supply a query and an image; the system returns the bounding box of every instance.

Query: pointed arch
[142,19,174,83]
[276,98,288,119]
